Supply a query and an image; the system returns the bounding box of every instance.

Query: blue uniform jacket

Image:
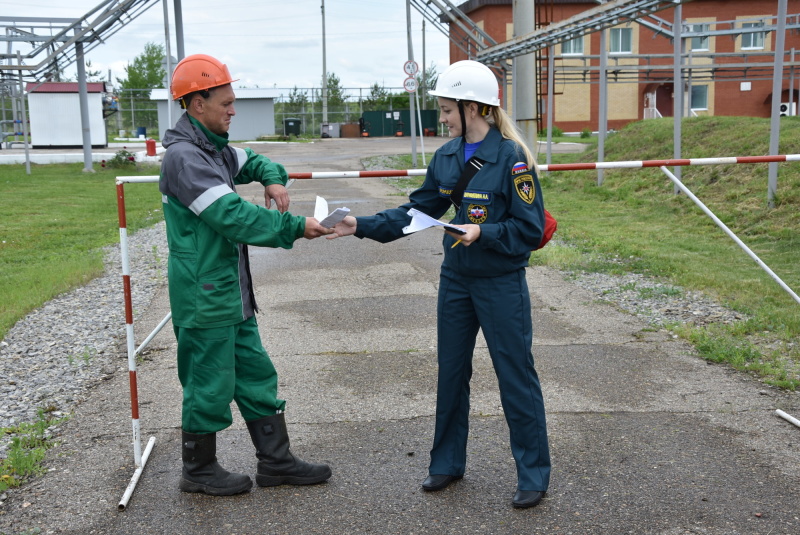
[355,127,546,277]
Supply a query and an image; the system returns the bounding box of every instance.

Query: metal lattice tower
[0,0,159,83]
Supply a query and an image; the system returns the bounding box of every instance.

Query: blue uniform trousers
[429,266,551,491]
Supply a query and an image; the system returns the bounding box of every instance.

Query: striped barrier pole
[538,154,800,172]
[115,178,157,511]
[284,154,800,306]
[285,154,800,178]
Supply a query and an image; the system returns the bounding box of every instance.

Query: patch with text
[467,204,488,224]
[511,162,529,175]
[513,174,536,204]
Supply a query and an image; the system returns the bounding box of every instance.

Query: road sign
[403,60,419,76]
[403,76,418,93]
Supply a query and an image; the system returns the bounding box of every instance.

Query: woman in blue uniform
[331,60,551,508]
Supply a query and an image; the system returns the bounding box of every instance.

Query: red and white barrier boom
[286,154,800,179]
[113,153,800,507]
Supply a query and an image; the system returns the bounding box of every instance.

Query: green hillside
[538,116,800,388]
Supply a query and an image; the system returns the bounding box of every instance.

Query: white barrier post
[115,178,159,511]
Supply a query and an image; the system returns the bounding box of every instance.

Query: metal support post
[768,0,788,208]
[598,29,608,186]
[75,40,94,173]
[673,3,683,192]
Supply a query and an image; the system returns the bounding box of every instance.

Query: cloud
[4,0,451,92]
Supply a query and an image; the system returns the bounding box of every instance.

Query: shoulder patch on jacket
[511,162,529,175]
[513,174,536,204]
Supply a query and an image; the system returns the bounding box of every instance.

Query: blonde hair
[487,106,538,172]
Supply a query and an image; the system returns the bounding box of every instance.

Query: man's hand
[327,216,357,239]
[303,217,334,239]
[265,184,290,213]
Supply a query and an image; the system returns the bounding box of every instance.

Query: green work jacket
[159,113,305,328]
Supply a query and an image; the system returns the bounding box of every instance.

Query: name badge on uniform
[462,190,492,203]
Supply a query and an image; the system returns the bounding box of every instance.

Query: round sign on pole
[403,60,419,76]
[403,76,418,93]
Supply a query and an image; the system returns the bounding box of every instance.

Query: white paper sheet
[402,208,467,235]
[314,196,350,228]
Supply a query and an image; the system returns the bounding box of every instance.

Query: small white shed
[26,82,109,148]
[151,88,279,141]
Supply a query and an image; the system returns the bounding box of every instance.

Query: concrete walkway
[0,137,798,535]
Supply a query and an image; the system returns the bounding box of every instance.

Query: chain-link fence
[108,87,439,139]
[108,89,159,138]
[272,86,438,137]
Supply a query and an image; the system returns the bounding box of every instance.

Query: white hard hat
[429,60,500,106]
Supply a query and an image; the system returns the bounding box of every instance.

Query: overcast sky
[2,0,452,90]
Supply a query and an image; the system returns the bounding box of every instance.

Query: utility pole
[173,0,185,61]
[321,0,329,137]
[162,0,173,129]
[406,0,418,167]
[422,19,426,110]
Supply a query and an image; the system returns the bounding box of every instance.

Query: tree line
[106,43,439,135]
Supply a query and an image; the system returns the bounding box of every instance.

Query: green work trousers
[174,316,285,434]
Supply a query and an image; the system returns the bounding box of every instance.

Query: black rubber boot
[179,431,253,496]
[246,413,332,486]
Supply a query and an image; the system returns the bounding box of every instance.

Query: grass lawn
[372,116,800,389]
[0,162,162,340]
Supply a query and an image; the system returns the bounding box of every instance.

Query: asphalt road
[1,136,798,535]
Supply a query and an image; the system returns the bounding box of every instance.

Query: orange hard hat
[170,54,238,100]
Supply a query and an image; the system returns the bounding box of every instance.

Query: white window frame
[742,22,765,50]
[689,23,709,52]
[609,27,633,54]
[690,85,709,111]
[562,36,584,56]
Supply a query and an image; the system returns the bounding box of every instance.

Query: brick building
[446,0,800,133]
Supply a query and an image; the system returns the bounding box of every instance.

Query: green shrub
[101,148,137,169]
[539,126,563,138]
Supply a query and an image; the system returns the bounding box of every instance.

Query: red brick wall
[450,0,800,131]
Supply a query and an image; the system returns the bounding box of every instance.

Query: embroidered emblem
[514,174,536,204]
[467,204,488,224]
[512,162,529,175]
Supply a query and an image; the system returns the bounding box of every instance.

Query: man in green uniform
[160,54,332,496]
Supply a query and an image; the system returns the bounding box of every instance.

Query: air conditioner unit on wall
[780,102,796,116]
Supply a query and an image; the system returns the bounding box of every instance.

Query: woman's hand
[446,224,481,246]
[328,216,357,239]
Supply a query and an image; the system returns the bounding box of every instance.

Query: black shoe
[512,490,545,508]
[422,474,463,491]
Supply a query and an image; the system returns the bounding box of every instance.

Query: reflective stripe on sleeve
[233,147,248,175]
[188,184,235,215]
